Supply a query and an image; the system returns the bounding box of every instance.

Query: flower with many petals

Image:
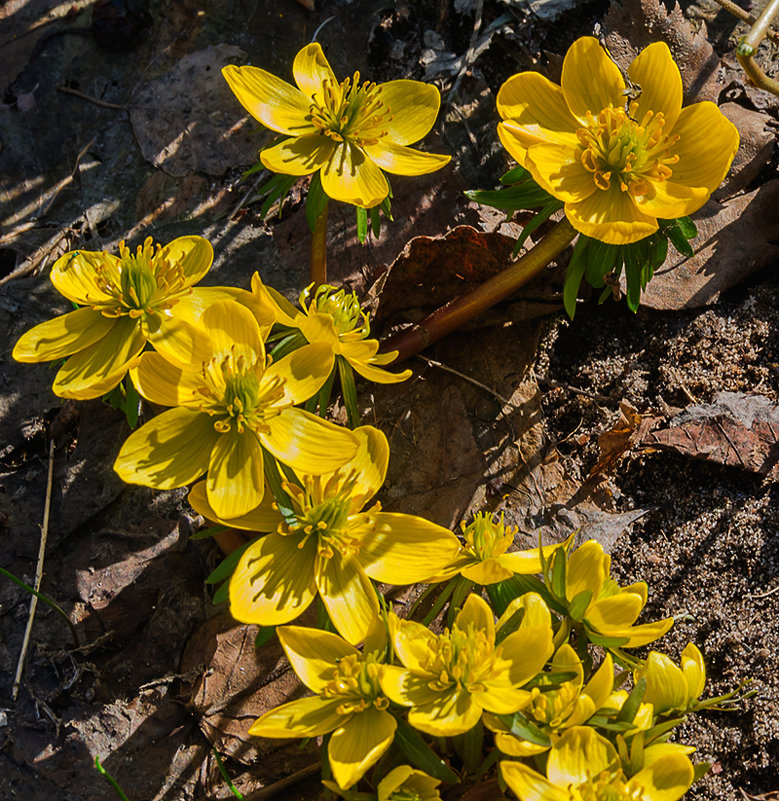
[501,725,695,801]
[249,626,395,789]
[497,37,739,244]
[324,765,442,801]
[564,539,674,648]
[114,300,358,519]
[380,593,554,737]
[255,275,411,385]
[223,43,450,208]
[190,425,462,644]
[12,236,247,399]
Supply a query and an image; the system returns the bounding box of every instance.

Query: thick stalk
[310,199,329,287]
[382,217,577,363]
[737,0,779,96]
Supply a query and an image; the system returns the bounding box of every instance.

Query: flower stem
[381,217,577,363]
[310,199,329,287]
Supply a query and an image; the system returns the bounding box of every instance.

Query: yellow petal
[328,707,396,789]
[249,695,343,738]
[201,300,263,361]
[627,42,683,130]
[633,179,709,220]
[495,733,549,758]
[158,235,213,287]
[455,593,495,643]
[500,626,554,686]
[53,316,145,399]
[565,184,658,245]
[143,313,213,366]
[363,142,450,176]
[379,667,440,708]
[340,425,388,508]
[50,249,115,305]
[501,760,569,801]
[499,541,566,575]
[206,429,265,519]
[525,142,596,203]
[408,688,481,737]
[582,652,614,710]
[13,308,114,363]
[587,592,644,631]
[278,625,359,692]
[188,480,280,531]
[681,643,705,700]
[359,513,462,584]
[229,531,318,625]
[131,352,203,407]
[114,407,218,488]
[261,133,338,176]
[347,352,412,384]
[668,101,740,192]
[262,408,358,475]
[631,753,694,801]
[222,64,314,135]
[315,553,379,645]
[636,651,688,713]
[619,617,674,648]
[292,42,338,99]
[173,285,275,333]
[547,726,618,785]
[265,341,334,406]
[321,143,389,208]
[473,683,532,714]
[252,274,300,327]
[461,559,514,585]
[377,80,441,145]
[561,36,626,122]
[552,643,584,687]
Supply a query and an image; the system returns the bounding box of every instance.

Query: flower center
[528,683,579,727]
[422,623,497,694]
[194,349,288,434]
[321,652,389,716]
[302,284,370,339]
[570,770,645,801]
[576,103,679,197]
[461,512,515,562]
[308,73,393,146]
[389,792,424,801]
[90,237,190,318]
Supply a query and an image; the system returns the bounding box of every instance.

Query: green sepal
[356,206,369,243]
[394,719,460,784]
[305,171,328,233]
[496,712,552,747]
[486,574,546,617]
[586,716,638,733]
[567,589,593,622]
[337,355,360,428]
[268,330,307,364]
[550,547,567,601]
[495,605,525,644]
[617,677,646,723]
[254,625,277,649]
[585,630,630,649]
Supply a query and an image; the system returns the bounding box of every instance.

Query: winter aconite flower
[114,300,359,520]
[381,593,554,736]
[496,37,739,244]
[190,425,461,644]
[223,43,450,208]
[248,625,395,789]
[255,275,411,384]
[501,726,695,801]
[12,236,233,399]
[634,643,706,715]
[565,539,673,647]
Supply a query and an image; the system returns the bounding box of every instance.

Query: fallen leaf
[130,45,259,177]
[588,400,662,478]
[739,789,779,801]
[636,180,779,310]
[640,391,779,480]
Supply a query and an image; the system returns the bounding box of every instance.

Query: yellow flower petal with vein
[13,307,115,363]
[206,428,264,519]
[329,705,396,789]
[188,480,280,532]
[248,695,343,738]
[278,626,359,692]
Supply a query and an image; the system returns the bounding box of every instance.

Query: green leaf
[305,171,328,233]
[693,762,711,781]
[380,194,394,221]
[512,199,564,256]
[495,606,526,644]
[394,719,460,784]
[255,626,277,649]
[464,183,555,216]
[337,356,360,428]
[567,589,592,622]
[666,223,695,258]
[676,216,697,239]
[583,238,620,289]
[623,244,642,312]
[258,173,297,219]
[370,206,381,238]
[262,447,295,524]
[500,165,532,184]
[550,548,567,601]
[213,580,230,605]
[563,238,588,319]
[617,677,646,723]
[356,206,368,243]
[206,540,254,585]
[486,574,544,617]
[190,525,228,541]
[498,712,552,747]
[586,630,630,648]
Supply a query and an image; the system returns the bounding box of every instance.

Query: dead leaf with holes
[588,400,663,478]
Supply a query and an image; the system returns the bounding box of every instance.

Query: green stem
[0,566,79,648]
[310,199,329,288]
[94,757,131,801]
[737,0,779,96]
[381,217,577,363]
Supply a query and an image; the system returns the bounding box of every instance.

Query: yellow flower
[501,725,695,801]
[565,539,673,648]
[114,299,359,520]
[255,275,411,384]
[222,43,450,208]
[323,765,442,801]
[440,512,569,584]
[496,37,739,244]
[486,643,614,758]
[190,425,462,644]
[11,236,244,399]
[634,643,706,715]
[380,593,554,737]
[248,625,395,789]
